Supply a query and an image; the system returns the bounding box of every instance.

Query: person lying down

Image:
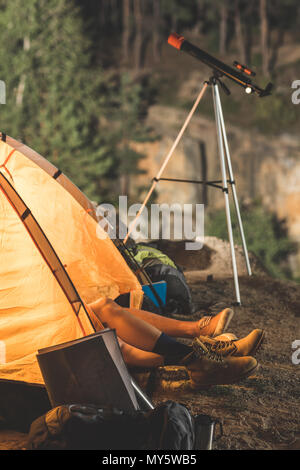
[86,298,264,389]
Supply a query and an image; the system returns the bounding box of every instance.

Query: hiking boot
[214,332,238,341]
[197,308,234,338]
[198,329,265,358]
[182,338,258,388]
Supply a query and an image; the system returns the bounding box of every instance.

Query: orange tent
[0,133,143,386]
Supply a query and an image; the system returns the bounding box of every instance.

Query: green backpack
[134,244,177,270]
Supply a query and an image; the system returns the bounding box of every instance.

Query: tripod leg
[214,85,252,276]
[212,84,241,305]
[124,82,208,244]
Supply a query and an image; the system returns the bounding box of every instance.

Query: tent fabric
[0,172,87,318]
[0,134,97,219]
[1,134,151,289]
[0,185,92,384]
[0,136,143,385]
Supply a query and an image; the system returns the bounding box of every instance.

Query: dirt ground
[147,240,300,450]
[149,273,300,450]
[0,241,299,450]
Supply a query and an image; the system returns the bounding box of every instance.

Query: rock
[146,237,267,280]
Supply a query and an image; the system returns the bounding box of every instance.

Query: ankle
[182,321,200,338]
[194,320,202,337]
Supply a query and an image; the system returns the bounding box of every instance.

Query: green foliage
[0,0,110,200]
[0,0,149,203]
[161,0,196,28]
[253,92,299,135]
[206,203,295,279]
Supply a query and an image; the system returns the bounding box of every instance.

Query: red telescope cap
[168,32,185,50]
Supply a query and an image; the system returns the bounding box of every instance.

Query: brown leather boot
[182,338,258,388]
[214,332,238,341]
[198,329,265,358]
[197,308,234,337]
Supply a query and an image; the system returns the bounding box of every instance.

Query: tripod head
[208,72,231,96]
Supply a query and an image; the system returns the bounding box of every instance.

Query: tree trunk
[152,0,161,63]
[244,2,254,65]
[99,0,106,29]
[171,2,177,33]
[260,0,269,76]
[219,2,228,56]
[192,0,205,34]
[234,0,246,64]
[122,0,130,63]
[16,36,30,107]
[16,75,26,106]
[133,0,143,70]
[268,28,285,74]
[110,0,119,29]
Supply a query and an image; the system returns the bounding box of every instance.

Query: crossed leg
[87,298,201,367]
[88,298,161,351]
[86,299,259,388]
[118,340,164,367]
[88,298,202,344]
[125,307,199,338]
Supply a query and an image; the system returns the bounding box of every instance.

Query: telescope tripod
[210,75,252,304]
[125,75,252,305]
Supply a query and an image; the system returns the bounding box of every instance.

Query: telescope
[168,33,273,97]
[125,32,273,304]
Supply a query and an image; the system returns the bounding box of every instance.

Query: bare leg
[124,307,199,338]
[88,298,161,351]
[118,338,163,368]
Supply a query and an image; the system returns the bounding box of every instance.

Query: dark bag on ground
[144,262,193,316]
[133,243,194,316]
[27,400,195,450]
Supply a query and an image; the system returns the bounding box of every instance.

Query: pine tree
[0,0,117,201]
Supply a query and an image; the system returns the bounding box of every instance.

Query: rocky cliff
[131,105,300,276]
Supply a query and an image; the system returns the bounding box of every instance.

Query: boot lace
[192,338,224,363]
[204,339,237,357]
[198,316,212,329]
